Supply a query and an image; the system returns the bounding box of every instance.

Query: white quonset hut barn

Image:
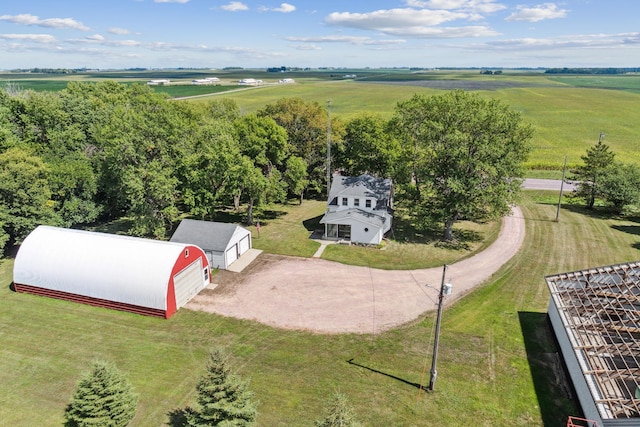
[320,174,393,245]
[170,219,251,270]
[13,226,210,319]
[546,261,640,425]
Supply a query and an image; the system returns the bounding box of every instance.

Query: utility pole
[326,99,332,196]
[555,156,567,222]
[428,264,451,391]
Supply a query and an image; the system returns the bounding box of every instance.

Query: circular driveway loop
[187,207,525,334]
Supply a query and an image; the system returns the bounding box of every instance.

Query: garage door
[238,235,250,255]
[226,245,238,266]
[173,258,205,308]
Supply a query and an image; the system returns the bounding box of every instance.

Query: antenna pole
[555,156,567,222]
[327,100,332,196]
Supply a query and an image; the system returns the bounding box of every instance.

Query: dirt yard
[186,207,525,334]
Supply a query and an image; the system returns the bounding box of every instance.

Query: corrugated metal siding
[13,226,207,315]
[173,258,205,308]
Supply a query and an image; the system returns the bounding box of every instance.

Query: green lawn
[2,193,640,426]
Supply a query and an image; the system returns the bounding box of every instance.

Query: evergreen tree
[64,360,138,427]
[572,133,616,209]
[189,349,258,426]
[315,392,362,427]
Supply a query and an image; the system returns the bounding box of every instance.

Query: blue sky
[1,0,638,69]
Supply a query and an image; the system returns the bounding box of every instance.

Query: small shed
[170,219,252,270]
[13,226,210,319]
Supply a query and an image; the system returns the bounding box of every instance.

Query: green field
[2,192,640,426]
[3,69,639,171]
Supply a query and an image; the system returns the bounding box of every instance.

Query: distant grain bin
[13,226,210,318]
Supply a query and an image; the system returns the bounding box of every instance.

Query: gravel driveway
[186,207,525,334]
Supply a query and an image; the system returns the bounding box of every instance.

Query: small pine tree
[64,360,138,427]
[572,133,616,209]
[315,392,362,427]
[189,349,258,426]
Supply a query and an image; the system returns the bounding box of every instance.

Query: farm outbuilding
[545,261,640,425]
[13,226,210,319]
[170,219,252,270]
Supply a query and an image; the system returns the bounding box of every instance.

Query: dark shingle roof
[328,174,392,204]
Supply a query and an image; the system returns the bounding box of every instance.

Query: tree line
[1,82,535,255]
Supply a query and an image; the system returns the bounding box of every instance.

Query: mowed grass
[2,193,640,426]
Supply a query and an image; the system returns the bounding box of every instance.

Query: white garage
[13,226,211,318]
[170,219,252,270]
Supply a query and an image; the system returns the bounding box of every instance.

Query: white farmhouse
[320,174,393,245]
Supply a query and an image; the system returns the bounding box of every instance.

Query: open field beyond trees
[2,191,640,426]
[2,69,639,172]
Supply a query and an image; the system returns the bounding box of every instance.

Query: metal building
[546,261,640,425]
[13,226,210,318]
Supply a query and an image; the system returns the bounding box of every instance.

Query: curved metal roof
[13,226,193,310]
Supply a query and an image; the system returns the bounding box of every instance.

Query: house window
[203,268,209,281]
[338,224,351,239]
[365,199,372,208]
[354,198,360,207]
[342,197,348,206]
[185,249,189,258]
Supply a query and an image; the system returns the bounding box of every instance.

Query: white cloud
[273,3,296,13]
[325,8,499,38]
[86,34,105,41]
[0,14,89,31]
[108,27,131,35]
[326,8,469,29]
[0,33,58,43]
[505,3,568,22]
[221,2,249,12]
[286,35,405,46]
[404,0,506,14]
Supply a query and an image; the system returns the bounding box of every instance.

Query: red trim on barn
[166,244,210,318]
[13,283,167,318]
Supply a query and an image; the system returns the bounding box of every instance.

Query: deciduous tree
[598,163,640,214]
[0,147,60,250]
[391,91,533,241]
[336,113,398,178]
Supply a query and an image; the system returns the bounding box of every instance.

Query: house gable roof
[170,219,248,252]
[320,208,386,227]
[328,174,392,206]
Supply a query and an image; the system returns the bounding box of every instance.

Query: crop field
[3,68,638,173]
[2,192,640,426]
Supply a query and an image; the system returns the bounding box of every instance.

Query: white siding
[238,235,251,255]
[226,245,238,265]
[173,258,206,308]
[13,226,189,310]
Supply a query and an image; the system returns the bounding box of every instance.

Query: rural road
[522,178,576,192]
[188,204,527,334]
